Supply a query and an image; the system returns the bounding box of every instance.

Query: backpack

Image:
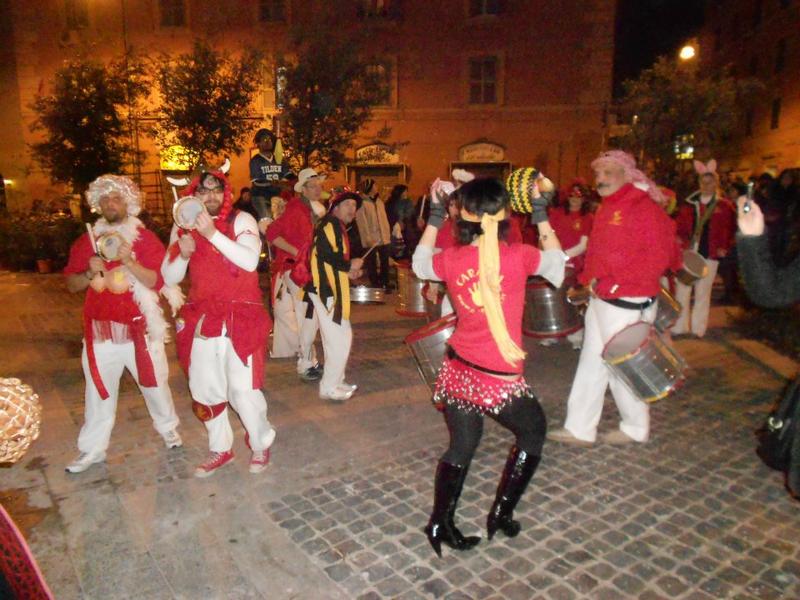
[756,376,800,471]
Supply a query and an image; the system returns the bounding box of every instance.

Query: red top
[675,195,736,259]
[433,243,541,373]
[581,183,682,298]
[175,214,271,386]
[548,209,593,250]
[549,208,593,273]
[64,228,165,326]
[435,219,457,250]
[265,197,315,274]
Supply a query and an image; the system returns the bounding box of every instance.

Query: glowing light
[160,146,194,171]
[679,45,696,61]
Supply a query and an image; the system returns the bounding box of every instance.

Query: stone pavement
[2,270,800,599]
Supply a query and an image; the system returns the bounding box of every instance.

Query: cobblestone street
[2,271,799,599]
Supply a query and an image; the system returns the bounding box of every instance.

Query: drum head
[173,196,206,230]
[96,232,124,261]
[602,321,652,362]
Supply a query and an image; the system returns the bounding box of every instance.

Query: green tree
[29,56,149,194]
[617,57,761,178]
[152,40,263,169]
[279,10,389,171]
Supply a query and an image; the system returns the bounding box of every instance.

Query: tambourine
[173,195,206,230]
[96,232,125,261]
[506,167,555,214]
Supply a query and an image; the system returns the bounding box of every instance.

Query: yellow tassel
[275,139,284,164]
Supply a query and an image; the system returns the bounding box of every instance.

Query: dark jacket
[738,231,800,498]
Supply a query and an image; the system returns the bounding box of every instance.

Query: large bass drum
[404,314,457,391]
[602,321,687,403]
[396,260,427,317]
[523,267,581,338]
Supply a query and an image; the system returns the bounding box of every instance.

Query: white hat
[295,167,326,192]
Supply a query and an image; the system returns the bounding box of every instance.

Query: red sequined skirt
[433,357,533,415]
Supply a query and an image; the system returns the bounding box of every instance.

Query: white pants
[672,258,719,338]
[280,273,320,373]
[308,293,352,396]
[78,339,179,455]
[189,335,275,453]
[271,272,301,358]
[563,298,657,442]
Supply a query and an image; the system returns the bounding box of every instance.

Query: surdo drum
[396,260,427,317]
[404,314,457,391]
[350,284,386,304]
[602,321,687,403]
[676,249,709,286]
[523,267,582,338]
[172,195,207,230]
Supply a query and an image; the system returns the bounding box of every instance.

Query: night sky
[614,0,707,96]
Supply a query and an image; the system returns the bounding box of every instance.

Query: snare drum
[602,321,687,403]
[396,260,427,317]
[351,285,386,304]
[523,267,581,338]
[173,195,206,230]
[404,314,457,390]
[95,232,125,261]
[653,286,681,332]
[676,249,709,286]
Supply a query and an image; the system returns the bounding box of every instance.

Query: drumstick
[85,223,105,276]
[361,243,379,259]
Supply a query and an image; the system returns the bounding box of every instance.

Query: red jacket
[581,183,682,298]
[675,193,736,259]
[265,197,315,274]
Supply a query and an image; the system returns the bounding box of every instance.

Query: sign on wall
[355,143,400,164]
[458,141,505,162]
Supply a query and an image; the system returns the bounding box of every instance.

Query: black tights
[441,394,547,466]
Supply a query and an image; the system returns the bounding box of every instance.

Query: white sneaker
[65,452,106,474]
[320,387,354,403]
[162,429,183,449]
[337,383,358,393]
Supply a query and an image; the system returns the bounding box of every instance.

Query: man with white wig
[548,151,682,446]
[63,175,183,473]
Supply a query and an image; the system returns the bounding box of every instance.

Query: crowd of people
[60,128,800,561]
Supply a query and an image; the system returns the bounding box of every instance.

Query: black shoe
[487,445,541,540]
[424,461,480,557]
[299,364,323,382]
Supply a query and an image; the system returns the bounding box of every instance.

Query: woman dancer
[412,176,565,556]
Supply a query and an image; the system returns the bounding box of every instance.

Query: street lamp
[679,42,698,62]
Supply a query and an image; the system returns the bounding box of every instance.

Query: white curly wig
[86,174,143,216]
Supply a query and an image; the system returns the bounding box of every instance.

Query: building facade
[1,0,616,212]
[699,0,800,177]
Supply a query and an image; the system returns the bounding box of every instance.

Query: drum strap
[446,347,518,377]
[602,297,656,311]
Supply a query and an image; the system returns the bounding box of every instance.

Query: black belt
[601,296,656,311]
[446,347,518,377]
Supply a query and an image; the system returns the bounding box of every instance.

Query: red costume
[581,183,682,298]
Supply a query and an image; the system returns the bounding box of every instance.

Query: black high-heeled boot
[424,460,481,557]
[487,445,541,540]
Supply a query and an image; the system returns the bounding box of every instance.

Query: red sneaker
[194,450,234,478]
[249,449,271,474]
